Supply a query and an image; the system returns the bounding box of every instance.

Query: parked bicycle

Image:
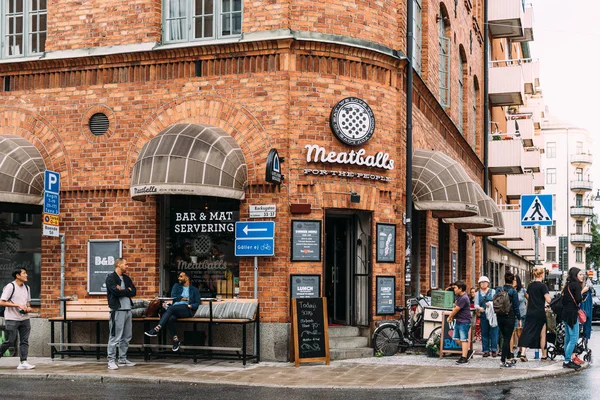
[373,294,440,356]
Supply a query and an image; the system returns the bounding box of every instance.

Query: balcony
[494,205,523,241]
[507,227,534,251]
[507,174,533,200]
[523,148,540,172]
[514,6,535,42]
[570,153,593,166]
[489,64,525,106]
[571,233,593,244]
[489,140,525,174]
[521,60,540,94]
[489,0,525,38]
[507,116,534,147]
[519,242,545,263]
[570,180,593,192]
[570,206,594,218]
[533,172,544,191]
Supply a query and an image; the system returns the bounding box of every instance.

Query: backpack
[493,288,512,315]
[549,292,563,316]
[0,283,16,318]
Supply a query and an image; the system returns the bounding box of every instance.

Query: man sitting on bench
[145,271,200,351]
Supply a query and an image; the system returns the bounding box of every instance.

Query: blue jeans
[564,321,579,363]
[480,313,499,352]
[452,322,470,342]
[157,304,193,338]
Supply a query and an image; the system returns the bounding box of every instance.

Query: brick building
[0,0,496,361]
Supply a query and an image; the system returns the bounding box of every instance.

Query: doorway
[325,211,371,326]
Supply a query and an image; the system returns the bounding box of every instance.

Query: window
[576,194,583,207]
[163,0,242,43]
[546,246,556,262]
[576,221,583,234]
[413,0,423,75]
[546,168,556,184]
[471,79,478,149]
[546,142,556,158]
[438,13,450,108]
[576,141,583,155]
[576,247,583,263]
[457,54,465,133]
[546,221,556,236]
[575,168,583,181]
[2,0,47,58]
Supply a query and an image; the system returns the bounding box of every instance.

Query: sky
[529,0,600,181]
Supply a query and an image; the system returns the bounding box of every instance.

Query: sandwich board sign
[521,194,552,227]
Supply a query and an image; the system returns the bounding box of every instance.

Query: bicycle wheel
[373,325,402,356]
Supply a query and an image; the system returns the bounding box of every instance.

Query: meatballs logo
[330,97,375,146]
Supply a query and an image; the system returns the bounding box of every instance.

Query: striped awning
[130,124,248,201]
[464,206,506,237]
[0,135,46,205]
[443,184,495,229]
[412,149,479,218]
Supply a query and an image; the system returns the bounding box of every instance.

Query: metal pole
[405,0,414,298]
[60,234,65,351]
[482,0,490,276]
[534,226,539,265]
[253,256,258,356]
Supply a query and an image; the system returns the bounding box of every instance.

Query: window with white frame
[438,15,450,108]
[457,54,465,133]
[2,0,47,58]
[163,0,242,44]
[546,168,556,184]
[471,80,478,149]
[576,141,583,155]
[413,0,423,75]
[546,221,556,236]
[546,246,556,262]
[576,247,583,263]
[546,142,556,158]
[576,220,583,234]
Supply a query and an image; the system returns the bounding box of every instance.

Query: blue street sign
[235,238,275,257]
[235,221,275,257]
[44,170,60,194]
[521,194,553,226]
[43,192,59,215]
[235,221,275,239]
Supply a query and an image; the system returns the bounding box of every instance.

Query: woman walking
[474,276,498,357]
[517,267,551,361]
[562,267,589,370]
[513,275,527,355]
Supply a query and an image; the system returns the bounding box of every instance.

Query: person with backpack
[474,276,498,357]
[562,267,589,370]
[495,272,521,368]
[0,268,35,369]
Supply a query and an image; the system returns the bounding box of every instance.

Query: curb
[0,362,584,389]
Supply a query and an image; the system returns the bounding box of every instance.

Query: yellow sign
[43,214,59,226]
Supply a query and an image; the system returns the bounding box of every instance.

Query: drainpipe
[405,0,414,299]
[482,0,490,276]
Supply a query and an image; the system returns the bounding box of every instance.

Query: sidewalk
[0,349,581,389]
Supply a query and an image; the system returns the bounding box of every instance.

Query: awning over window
[130,124,247,201]
[412,149,479,218]
[0,135,45,205]
[464,207,505,237]
[443,184,495,229]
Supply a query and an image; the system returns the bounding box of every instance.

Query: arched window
[413,0,423,75]
[458,51,466,133]
[438,7,451,108]
[472,77,480,149]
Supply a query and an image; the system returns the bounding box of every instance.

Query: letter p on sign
[44,170,60,194]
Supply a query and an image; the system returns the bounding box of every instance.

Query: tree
[586,214,600,274]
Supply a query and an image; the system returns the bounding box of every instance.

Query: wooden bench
[48,298,260,366]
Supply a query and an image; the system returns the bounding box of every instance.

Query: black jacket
[105,271,136,310]
[562,281,582,328]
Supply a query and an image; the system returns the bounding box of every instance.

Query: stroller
[545,313,592,362]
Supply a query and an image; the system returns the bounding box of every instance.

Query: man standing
[106,258,137,370]
[145,271,200,351]
[446,280,474,365]
[0,268,35,369]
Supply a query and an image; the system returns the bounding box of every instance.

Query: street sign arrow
[243,225,268,235]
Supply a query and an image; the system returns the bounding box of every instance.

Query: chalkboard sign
[290,274,321,299]
[291,297,330,366]
[88,240,122,294]
[376,276,395,315]
[439,311,472,358]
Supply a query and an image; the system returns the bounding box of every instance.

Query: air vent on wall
[89,113,110,136]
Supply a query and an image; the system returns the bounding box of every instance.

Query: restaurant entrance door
[325,211,370,326]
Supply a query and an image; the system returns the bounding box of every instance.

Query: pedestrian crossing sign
[521,194,553,226]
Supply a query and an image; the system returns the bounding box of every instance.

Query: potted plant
[425,331,440,357]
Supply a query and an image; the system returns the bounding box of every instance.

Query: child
[447,280,474,364]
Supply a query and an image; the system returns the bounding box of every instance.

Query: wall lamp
[350,192,361,203]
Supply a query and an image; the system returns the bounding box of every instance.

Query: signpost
[43,170,60,237]
[521,194,553,266]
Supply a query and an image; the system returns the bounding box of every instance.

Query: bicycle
[373,294,441,356]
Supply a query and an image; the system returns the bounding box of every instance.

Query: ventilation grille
[89,113,109,136]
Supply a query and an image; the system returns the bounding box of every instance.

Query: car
[591,285,600,323]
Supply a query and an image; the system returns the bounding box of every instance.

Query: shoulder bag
[567,285,587,324]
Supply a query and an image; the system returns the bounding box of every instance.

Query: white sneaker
[117,359,136,367]
[17,361,35,370]
[107,361,119,370]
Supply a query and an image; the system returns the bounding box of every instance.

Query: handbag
[567,285,587,324]
[143,299,162,317]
